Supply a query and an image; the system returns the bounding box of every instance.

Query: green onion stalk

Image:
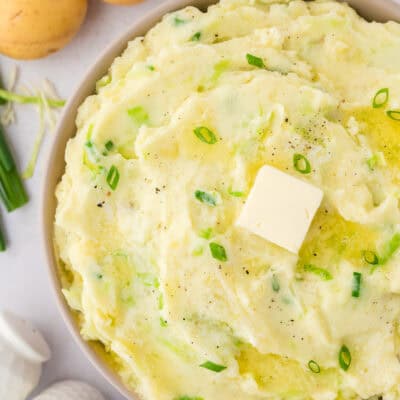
[0,123,28,212]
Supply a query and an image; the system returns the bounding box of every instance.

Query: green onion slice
[105,140,114,152]
[209,242,227,262]
[228,188,244,197]
[304,264,332,281]
[175,396,204,400]
[379,232,400,265]
[191,32,201,41]
[351,272,362,298]
[338,345,351,371]
[307,360,320,373]
[293,153,312,174]
[199,360,227,372]
[199,227,213,239]
[0,124,15,172]
[372,88,389,108]
[271,274,280,292]
[362,250,378,265]
[173,16,186,25]
[0,222,5,252]
[193,126,217,144]
[366,155,378,171]
[195,190,217,206]
[246,53,265,69]
[127,106,149,126]
[107,165,120,191]
[386,110,400,121]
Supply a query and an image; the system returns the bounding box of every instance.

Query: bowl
[41,0,400,398]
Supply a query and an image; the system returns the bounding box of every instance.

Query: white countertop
[0,1,163,398]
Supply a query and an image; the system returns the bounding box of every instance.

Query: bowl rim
[41,0,400,399]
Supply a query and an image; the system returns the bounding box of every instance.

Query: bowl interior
[41,0,400,399]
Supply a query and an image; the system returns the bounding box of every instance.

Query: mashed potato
[55,1,400,399]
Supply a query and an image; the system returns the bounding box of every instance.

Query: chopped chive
[0,222,5,252]
[160,317,168,327]
[366,155,378,171]
[362,250,378,265]
[96,75,111,92]
[307,360,320,373]
[147,65,155,71]
[199,227,213,239]
[0,88,65,108]
[194,190,216,206]
[304,264,332,281]
[158,294,164,310]
[372,88,389,108]
[293,153,312,174]
[105,140,114,151]
[193,126,217,144]
[173,16,186,26]
[246,53,265,69]
[379,232,400,265]
[351,272,362,298]
[199,360,227,372]
[228,188,244,197]
[127,106,149,126]
[338,345,351,371]
[386,110,400,121]
[106,165,120,191]
[191,32,201,41]
[271,274,280,292]
[174,396,204,400]
[209,242,227,262]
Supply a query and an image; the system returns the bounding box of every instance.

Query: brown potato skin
[0,0,88,60]
[103,0,143,5]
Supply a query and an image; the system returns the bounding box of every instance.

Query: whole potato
[0,0,88,60]
[103,0,142,4]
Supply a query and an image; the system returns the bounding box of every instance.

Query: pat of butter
[237,165,323,254]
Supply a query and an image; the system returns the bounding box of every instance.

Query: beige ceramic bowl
[41,0,400,398]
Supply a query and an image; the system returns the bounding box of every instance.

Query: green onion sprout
[307,360,320,373]
[338,345,351,371]
[246,53,265,69]
[193,126,217,144]
[386,110,400,121]
[0,221,5,251]
[351,272,362,298]
[107,165,120,191]
[304,264,332,281]
[195,190,217,206]
[0,88,65,108]
[372,88,389,108]
[209,242,227,262]
[293,153,312,174]
[199,360,227,372]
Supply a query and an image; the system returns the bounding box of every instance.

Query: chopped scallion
[199,227,213,239]
[195,190,216,206]
[199,360,227,372]
[386,110,400,121]
[307,360,320,373]
[0,222,5,252]
[106,165,120,191]
[173,16,186,26]
[366,155,378,171]
[175,396,204,400]
[127,106,149,126]
[293,153,312,174]
[246,53,265,69]
[228,188,244,197]
[351,272,362,298]
[304,264,332,281]
[362,250,378,265]
[372,88,389,108]
[191,32,201,41]
[160,317,168,327]
[338,345,351,371]
[105,140,114,152]
[209,242,227,262]
[193,126,217,144]
[272,274,280,292]
[379,232,400,265]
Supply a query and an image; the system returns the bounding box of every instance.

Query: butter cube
[237,165,323,253]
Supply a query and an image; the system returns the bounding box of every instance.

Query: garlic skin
[33,380,106,400]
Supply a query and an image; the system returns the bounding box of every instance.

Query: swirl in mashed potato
[55,1,400,399]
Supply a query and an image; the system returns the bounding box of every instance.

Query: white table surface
[0,0,163,398]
